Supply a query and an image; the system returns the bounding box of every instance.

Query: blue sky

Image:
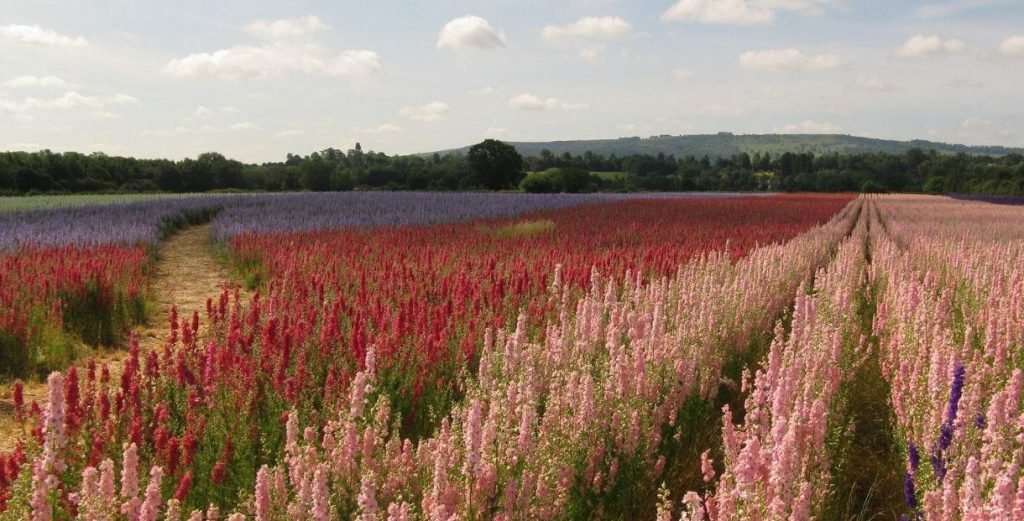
[1,0,1023,162]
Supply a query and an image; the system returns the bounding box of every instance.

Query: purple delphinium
[1,191,748,250]
[908,442,920,474]
[207,192,628,240]
[930,362,966,483]
[0,196,236,250]
[904,472,918,510]
[945,362,965,430]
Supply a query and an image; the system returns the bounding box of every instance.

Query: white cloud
[927,117,1019,146]
[164,45,382,79]
[773,120,843,133]
[739,48,842,72]
[672,68,695,80]
[354,123,403,134]
[245,16,328,40]
[998,35,1024,58]
[579,46,604,63]
[663,0,774,25]
[142,122,258,136]
[485,127,508,138]
[437,16,506,50]
[946,78,984,89]
[469,86,496,96]
[0,91,104,114]
[618,118,693,135]
[0,24,87,47]
[399,101,450,121]
[916,0,1015,17]
[228,122,257,131]
[92,111,120,119]
[106,94,139,104]
[857,76,896,92]
[190,106,214,119]
[894,34,965,58]
[662,0,839,26]
[508,93,589,111]
[960,117,991,130]
[6,143,42,151]
[684,103,746,116]
[542,17,632,41]
[274,129,304,138]
[2,75,69,89]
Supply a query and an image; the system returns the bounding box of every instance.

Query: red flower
[174,471,193,501]
[211,461,227,484]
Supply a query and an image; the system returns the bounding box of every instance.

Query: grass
[0,193,234,213]
[475,219,556,238]
[591,171,628,180]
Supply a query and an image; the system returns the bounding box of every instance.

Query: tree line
[1,140,1022,195]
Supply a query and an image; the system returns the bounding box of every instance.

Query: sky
[1,0,1023,163]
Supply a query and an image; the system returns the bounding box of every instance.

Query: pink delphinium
[139,465,164,521]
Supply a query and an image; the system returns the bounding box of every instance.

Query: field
[0,192,1021,520]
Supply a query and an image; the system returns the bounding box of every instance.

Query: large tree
[467,139,524,190]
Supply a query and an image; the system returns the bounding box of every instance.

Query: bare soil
[0,224,244,451]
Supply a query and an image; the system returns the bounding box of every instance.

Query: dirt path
[0,224,244,451]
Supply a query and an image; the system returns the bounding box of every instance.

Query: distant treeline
[1,142,1023,195]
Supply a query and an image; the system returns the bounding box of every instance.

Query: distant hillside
[433,133,1024,159]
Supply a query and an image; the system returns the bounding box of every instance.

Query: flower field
[0,192,1021,520]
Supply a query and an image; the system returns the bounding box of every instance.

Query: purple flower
[907,442,920,473]
[930,451,947,482]
[904,472,917,510]
[945,362,965,427]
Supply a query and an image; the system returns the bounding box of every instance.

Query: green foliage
[299,156,333,191]
[1,143,1023,196]
[519,168,600,193]
[860,180,888,194]
[467,139,525,190]
[520,171,557,193]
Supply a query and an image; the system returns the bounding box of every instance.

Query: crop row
[0,193,626,377]
[871,196,1024,518]
[663,195,1024,520]
[0,195,856,518]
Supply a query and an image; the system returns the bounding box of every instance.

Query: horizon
[3,130,1021,164]
[2,1,1023,163]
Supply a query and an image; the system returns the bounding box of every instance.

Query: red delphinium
[174,471,193,502]
[29,401,43,444]
[169,305,179,346]
[88,433,105,468]
[211,461,227,485]
[11,380,24,423]
[64,366,82,433]
[0,444,26,511]
[0,244,148,377]
[165,437,181,476]
[0,195,856,516]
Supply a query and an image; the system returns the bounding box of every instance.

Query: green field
[0,193,220,213]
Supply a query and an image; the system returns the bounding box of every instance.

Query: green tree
[300,157,334,191]
[520,171,556,193]
[468,139,524,190]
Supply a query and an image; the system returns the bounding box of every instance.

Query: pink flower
[99,459,116,501]
[139,466,164,521]
[312,464,331,521]
[700,450,715,483]
[357,472,377,520]
[255,466,272,521]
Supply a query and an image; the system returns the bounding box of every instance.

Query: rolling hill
[432,133,1024,159]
